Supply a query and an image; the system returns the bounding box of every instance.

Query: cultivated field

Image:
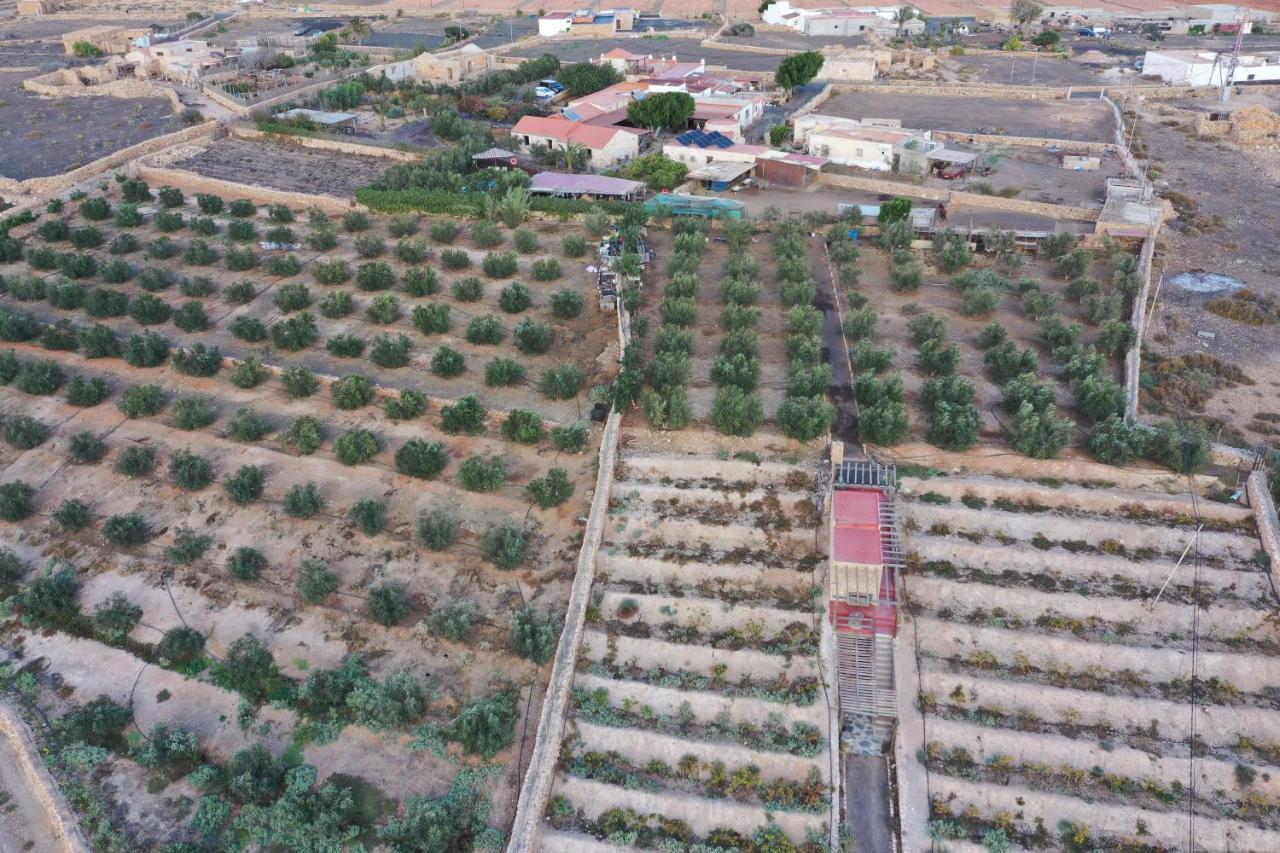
[0,176,617,847]
[897,470,1280,851]
[173,136,394,197]
[542,432,834,850]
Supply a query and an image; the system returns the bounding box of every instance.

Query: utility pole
[1221,17,1246,103]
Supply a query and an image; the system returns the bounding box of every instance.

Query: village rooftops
[811,126,914,145]
[511,114,644,149]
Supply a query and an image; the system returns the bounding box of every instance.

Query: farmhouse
[412,43,494,83]
[16,0,59,15]
[1141,48,1280,85]
[761,1,913,35]
[61,25,150,56]
[127,39,228,84]
[510,115,644,169]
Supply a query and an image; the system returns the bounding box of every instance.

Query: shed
[529,172,645,200]
[275,108,358,132]
[686,160,755,192]
[756,153,826,190]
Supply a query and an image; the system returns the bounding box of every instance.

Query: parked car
[939,165,966,180]
[537,79,565,93]
[1133,58,1145,71]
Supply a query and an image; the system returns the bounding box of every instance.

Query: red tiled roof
[512,115,634,149]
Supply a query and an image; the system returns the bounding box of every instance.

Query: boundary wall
[817,172,1100,221]
[227,125,421,162]
[134,164,356,215]
[0,703,90,853]
[831,82,1215,100]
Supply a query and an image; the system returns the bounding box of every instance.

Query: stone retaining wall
[0,121,217,201]
[1247,469,1280,601]
[817,172,1099,222]
[0,703,90,853]
[931,128,1117,154]
[506,411,622,853]
[228,125,420,162]
[832,82,1213,100]
[134,164,357,215]
[1124,234,1158,419]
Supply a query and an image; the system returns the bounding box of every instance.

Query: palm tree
[562,143,588,174]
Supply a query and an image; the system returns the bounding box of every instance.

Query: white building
[538,11,573,36]
[1142,49,1280,85]
[760,1,909,36]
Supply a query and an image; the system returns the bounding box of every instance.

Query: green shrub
[316,291,353,320]
[227,356,268,390]
[268,226,297,245]
[184,239,218,266]
[275,283,311,313]
[441,248,471,270]
[123,331,171,368]
[79,197,112,220]
[562,234,587,257]
[483,523,527,569]
[514,319,553,354]
[114,445,157,477]
[403,267,438,297]
[48,279,87,309]
[156,625,204,664]
[52,498,90,531]
[283,482,325,518]
[348,498,387,535]
[281,364,320,399]
[102,512,150,546]
[37,219,69,242]
[313,258,352,285]
[16,359,65,395]
[551,422,590,453]
[510,606,556,664]
[365,293,402,324]
[166,525,212,563]
[396,440,447,479]
[190,216,218,236]
[68,431,108,464]
[282,416,323,455]
[424,598,477,642]
[482,250,517,279]
[429,220,459,243]
[270,313,319,351]
[158,187,184,208]
[343,210,371,232]
[180,275,215,297]
[225,407,271,442]
[411,303,451,336]
[335,428,379,465]
[77,325,119,359]
[113,204,143,228]
[170,450,213,490]
[498,282,531,314]
[538,364,583,399]
[641,386,691,430]
[550,290,584,319]
[213,634,282,704]
[366,582,411,626]
[501,410,544,444]
[1147,420,1211,475]
[457,455,505,492]
[711,386,763,437]
[388,213,419,237]
[355,234,386,258]
[778,396,833,442]
[227,199,256,218]
[440,395,486,434]
[384,389,427,421]
[65,376,110,407]
[129,293,172,325]
[298,559,337,603]
[91,592,141,642]
[926,400,981,451]
[109,233,141,254]
[396,238,431,264]
[13,562,80,624]
[100,258,135,283]
[356,261,395,291]
[465,315,504,345]
[416,508,457,550]
[172,396,217,431]
[370,333,413,368]
[171,343,223,377]
[225,280,256,304]
[265,255,301,277]
[531,259,561,281]
[451,276,483,300]
[228,219,257,243]
[332,375,374,410]
[225,465,266,504]
[307,227,338,251]
[471,220,503,248]
[430,345,465,378]
[155,210,184,232]
[526,467,573,508]
[227,545,267,578]
[173,301,210,332]
[1086,415,1147,465]
[919,339,960,377]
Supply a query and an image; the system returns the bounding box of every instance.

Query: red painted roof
[832,490,883,564]
[512,115,632,149]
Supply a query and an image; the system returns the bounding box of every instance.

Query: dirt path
[0,704,87,853]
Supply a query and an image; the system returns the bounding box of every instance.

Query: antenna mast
[1221,17,1247,103]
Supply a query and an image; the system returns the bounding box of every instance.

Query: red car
[938,165,966,180]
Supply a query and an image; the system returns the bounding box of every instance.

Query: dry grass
[1205,289,1280,325]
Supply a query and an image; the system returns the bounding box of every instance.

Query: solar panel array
[673,129,734,149]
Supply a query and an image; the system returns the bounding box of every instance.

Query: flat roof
[687,160,755,182]
[833,490,884,565]
[529,171,645,196]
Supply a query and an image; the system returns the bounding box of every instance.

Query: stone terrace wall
[135,164,357,215]
[0,121,217,201]
[228,125,421,162]
[832,82,1214,101]
[1246,469,1280,600]
[0,703,90,853]
[817,172,1099,221]
[931,129,1118,154]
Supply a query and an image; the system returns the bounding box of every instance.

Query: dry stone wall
[817,172,1099,221]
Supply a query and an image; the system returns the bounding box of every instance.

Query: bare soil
[174,137,392,197]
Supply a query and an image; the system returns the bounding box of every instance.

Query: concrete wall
[1247,469,1280,601]
[931,128,1117,154]
[817,172,1100,222]
[832,82,1217,100]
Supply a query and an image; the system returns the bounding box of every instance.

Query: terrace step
[602,516,816,555]
[924,715,1280,803]
[917,665,1280,748]
[552,775,824,845]
[596,553,815,592]
[617,452,814,491]
[915,615,1280,697]
[580,630,824,688]
[610,481,817,517]
[908,575,1274,645]
[574,671,826,731]
[912,536,1272,597]
[594,590,815,638]
[931,774,1280,852]
[900,473,1254,527]
[534,830,617,852]
[903,502,1258,560]
[572,719,827,783]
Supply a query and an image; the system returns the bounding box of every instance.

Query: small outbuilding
[275,108,359,132]
[528,171,646,200]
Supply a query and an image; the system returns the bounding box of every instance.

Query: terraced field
[540,441,838,851]
[896,472,1280,851]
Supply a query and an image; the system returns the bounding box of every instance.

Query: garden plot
[541,441,835,850]
[895,471,1280,851]
[173,137,392,198]
[0,178,617,848]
